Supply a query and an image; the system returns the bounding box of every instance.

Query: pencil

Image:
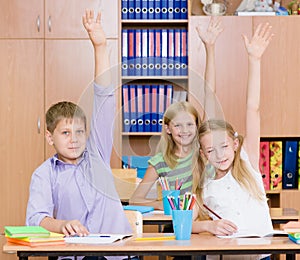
[135,235,175,241]
[203,204,222,219]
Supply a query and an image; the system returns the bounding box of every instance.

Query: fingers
[213,219,238,236]
[62,220,89,237]
[82,9,101,28]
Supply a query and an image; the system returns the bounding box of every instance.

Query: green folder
[5,226,50,238]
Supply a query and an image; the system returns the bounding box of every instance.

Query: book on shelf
[5,226,50,238]
[64,234,132,244]
[235,11,276,16]
[217,229,287,238]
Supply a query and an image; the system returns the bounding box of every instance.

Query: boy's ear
[45,130,54,146]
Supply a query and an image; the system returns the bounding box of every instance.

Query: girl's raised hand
[242,23,274,59]
[196,17,224,46]
[82,10,106,47]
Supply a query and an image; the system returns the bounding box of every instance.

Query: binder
[283,141,298,189]
[154,0,161,19]
[135,29,142,76]
[269,141,283,190]
[136,85,144,132]
[168,29,175,76]
[143,85,151,132]
[174,28,181,76]
[135,0,142,19]
[161,0,168,19]
[121,29,128,76]
[122,85,130,132]
[181,0,188,19]
[141,29,148,76]
[129,85,138,132]
[128,0,135,19]
[154,29,162,76]
[174,0,181,19]
[259,141,270,190]
[181,29,188,75]
[141,0,148,19]
[128,29,135,76]
[148,29,155,76]
[165,84,173,110]
[148,0,155,19]
[121,0,129,20]
[157,84,165,132]
[151,85,158,132]
[167,0,174,20]
[161,29,168,76]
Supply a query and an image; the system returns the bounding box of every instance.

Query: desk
[3,233,300,260]
[143,208,300,227]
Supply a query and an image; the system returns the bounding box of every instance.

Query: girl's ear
[164,124,171,134]
[233,138,240,151]
[200,148,207,159]
[45,130,54,146]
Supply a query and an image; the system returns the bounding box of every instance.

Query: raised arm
[82,10,111,87]
[242,23,273,171]
[196,17,223,119]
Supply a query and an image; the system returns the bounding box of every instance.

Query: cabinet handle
[36,15,40,32]
[48,16,52,32]
[37,117,41,134]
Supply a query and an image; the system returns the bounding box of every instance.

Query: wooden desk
[3,233,300,260]
[143,208,300,227]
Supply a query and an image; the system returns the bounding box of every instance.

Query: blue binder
[167,0,174,19]
[154,0,161,19]
[136,85,144,132]
[121,29,128,76]
[148,0,155,19]
[154,29,162,76]
[181,0,188,19]
[148,29,155,76]
[128,0,135,19]
[121,0,129,20]
[174,28,181,76]
[129,85,138,132]
[174,0,181,19]
[141,0,148,19]
[161,0,168,19]
[143,85,151,132]
[167,29,175,76]
[135,0,142,19]
[128,29,135,76]
[157,84,166,132]
[161,29,168,76]
[181,29,188,76]
[135,29,142,76]
[151,85,158,132]
[122,85,130,132]
[141,29,148,76]
[283,141,298,189]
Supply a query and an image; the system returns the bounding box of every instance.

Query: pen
[203,204,222,219]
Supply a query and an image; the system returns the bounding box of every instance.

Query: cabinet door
[0,0,44,38]
[0,39,44,237]
[45,0,118,39]
[45,39,120,166]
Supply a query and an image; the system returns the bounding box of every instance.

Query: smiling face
[46,117,87,164]
[200,130,239,175]
[165,110,197,150]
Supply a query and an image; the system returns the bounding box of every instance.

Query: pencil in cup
[166,192,196,210]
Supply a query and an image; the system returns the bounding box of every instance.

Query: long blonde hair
[157,101,201,169]
[192,119,265,220]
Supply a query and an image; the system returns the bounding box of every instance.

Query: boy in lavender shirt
[26,9,132,244]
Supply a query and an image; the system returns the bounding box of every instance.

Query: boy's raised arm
[82,10,111,87]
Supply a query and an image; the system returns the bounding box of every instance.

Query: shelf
[122,132,161,136]
[122,19,188,24]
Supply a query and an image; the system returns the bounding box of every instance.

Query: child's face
[46,117,87,164]
[200,130,238,174]
[165,111,197,148]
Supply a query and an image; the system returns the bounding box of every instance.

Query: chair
[112,168,142,203]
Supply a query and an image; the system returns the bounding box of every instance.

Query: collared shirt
[26,83,132,236]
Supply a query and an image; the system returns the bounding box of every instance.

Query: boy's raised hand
[82,10,106,47]
[196,17,224,46]
[242,23,274,59]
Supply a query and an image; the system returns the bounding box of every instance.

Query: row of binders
[122,84,187,133]
[121,0,188,20]
[122,28,188,76]
[259,140,300,190]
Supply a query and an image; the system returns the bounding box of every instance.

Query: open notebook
[217,229,287,238]
[65,234,132,244]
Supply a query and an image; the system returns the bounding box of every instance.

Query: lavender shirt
[26,83,132,236]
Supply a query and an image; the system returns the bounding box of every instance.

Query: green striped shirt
[149,152,193,195]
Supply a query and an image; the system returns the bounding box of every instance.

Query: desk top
[3,233,300,256]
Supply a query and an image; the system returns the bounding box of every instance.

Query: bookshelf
[119,0,190,161]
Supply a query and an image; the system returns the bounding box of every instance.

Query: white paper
[65,233,132,244]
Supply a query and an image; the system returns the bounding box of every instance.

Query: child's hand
[82,9,106,47]
[242,23,274,60]
[208,219,238,236]
[61,219,89,237]
[196,17,224,46]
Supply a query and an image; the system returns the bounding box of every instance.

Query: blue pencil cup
[172,209,193,240]
[162,189,180,215]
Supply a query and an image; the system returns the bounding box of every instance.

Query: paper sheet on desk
[65,234,132,244]
[217,229,287,239]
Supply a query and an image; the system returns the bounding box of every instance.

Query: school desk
[3,233,300,260]
[143,208,299,228]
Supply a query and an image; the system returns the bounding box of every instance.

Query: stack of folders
[5,226,65,247]
[284,225,300,244]
[122,84,186,133]
[122,28,188,77]
[121,0,188,20]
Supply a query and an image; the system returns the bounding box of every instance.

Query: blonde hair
[157,101,201,169]
[192,119,265,220]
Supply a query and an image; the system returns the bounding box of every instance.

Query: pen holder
[162,190,180,215]
[172,209,193,240]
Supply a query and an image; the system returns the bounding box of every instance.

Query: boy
[26,10,132,240]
